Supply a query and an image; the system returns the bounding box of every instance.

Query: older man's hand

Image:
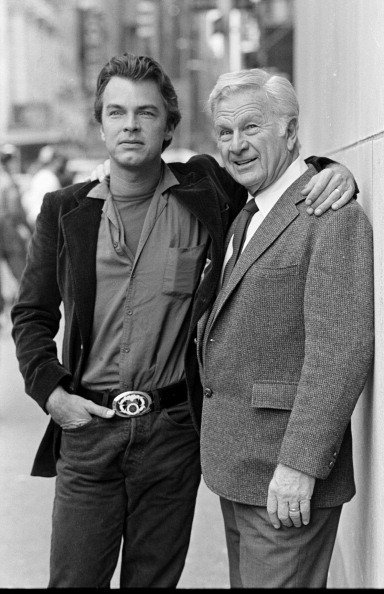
[267,463,315,529]
[301,163,356,216]
[90,159,110,182]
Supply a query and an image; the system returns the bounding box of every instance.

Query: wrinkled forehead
[213,88,272,125]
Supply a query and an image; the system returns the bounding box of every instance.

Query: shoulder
[300,198,371,228]
[38,180,99,224]
[168,154,222,178]
[43,179,98,205]
[297,200,373,253]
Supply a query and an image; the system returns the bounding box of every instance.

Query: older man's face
[214,89,293,195]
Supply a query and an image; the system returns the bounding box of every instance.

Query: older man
[198,69,374,588]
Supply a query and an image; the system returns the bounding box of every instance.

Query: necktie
[221,199,259,288]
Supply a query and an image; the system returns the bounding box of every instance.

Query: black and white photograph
[0,0,381,589]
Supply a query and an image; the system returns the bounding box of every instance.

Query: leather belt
[77,380,188,418]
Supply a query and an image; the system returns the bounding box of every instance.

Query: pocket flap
[251,383,297,410]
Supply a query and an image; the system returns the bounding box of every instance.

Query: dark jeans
[49,401,201,588]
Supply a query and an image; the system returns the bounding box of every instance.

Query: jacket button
[194,338,197,344]
[329,460,334,468]
[333,451,337,458]
[204,387,213,398]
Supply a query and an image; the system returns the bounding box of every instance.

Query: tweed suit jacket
[198,165,374,508]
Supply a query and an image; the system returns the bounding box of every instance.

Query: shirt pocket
[251,382,298,410]
[163,244,206,297]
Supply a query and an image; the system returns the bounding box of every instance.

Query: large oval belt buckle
[112,391,152,417]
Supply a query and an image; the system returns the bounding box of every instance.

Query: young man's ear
[164,125,174,143]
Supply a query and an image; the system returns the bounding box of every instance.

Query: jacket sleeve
[11,192,71,412]
[188,154,247,224]
[278,203,374,478]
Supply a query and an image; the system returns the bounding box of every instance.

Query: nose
[229,130,247,154]
[123,113,140,132]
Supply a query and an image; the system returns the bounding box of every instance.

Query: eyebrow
[105,103,160,112]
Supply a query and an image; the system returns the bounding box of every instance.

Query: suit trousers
[220,497,342,588]
[49,401,201,588]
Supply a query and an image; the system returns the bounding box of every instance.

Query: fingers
[267,494,311,529]
[299,498,311,526]
[286,499,311,528]
[305,173,342,214]
[287,501,301,528]
[279,502,293,528]
[84,400,115,419]
[267,494,295,529]
[302,167,356,216]
[331,184,355,211]
[267,493,280,530]
[301,169,333,202]
[288,509,301,528]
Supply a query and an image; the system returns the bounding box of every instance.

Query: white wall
[295,0,384,587]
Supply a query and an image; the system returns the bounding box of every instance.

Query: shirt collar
[249,156,308,217]
[87,160,179,201]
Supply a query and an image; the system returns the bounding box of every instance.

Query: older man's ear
[286,117,299,152]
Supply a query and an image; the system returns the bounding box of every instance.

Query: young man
[198,68,373,588]
[12,53,356,588]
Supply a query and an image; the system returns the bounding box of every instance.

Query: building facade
[0,0,294,166]
[295,0,384,587]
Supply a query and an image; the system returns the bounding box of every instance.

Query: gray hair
[208,68,299,133]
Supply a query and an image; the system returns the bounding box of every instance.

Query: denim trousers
[49,401,201,588]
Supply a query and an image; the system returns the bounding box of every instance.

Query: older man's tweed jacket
[199,166,374,508]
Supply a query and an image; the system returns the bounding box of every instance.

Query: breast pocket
[163,244,206,298]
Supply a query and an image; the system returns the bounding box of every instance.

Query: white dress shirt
[220,156,309,285]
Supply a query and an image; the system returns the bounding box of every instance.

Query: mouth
[233,157,257,167]
[119,140,144,147]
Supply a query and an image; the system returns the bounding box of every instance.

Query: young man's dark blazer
[11,154,326,477]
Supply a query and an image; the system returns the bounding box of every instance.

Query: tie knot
[243,199,259,215]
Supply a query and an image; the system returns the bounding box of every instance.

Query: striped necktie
[221,199,259,288]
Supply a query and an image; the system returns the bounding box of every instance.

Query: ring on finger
[334,187,342,196]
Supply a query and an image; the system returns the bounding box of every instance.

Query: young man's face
[100,76,173,173]
[213,89,296,195]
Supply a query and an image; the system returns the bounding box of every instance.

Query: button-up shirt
[81,162,209,392]
[221,156,308,284]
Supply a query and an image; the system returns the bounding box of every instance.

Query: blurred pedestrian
[0,144,32,311]
[11,52,357,589]
[22,146,65,226]
[197,68,374,588]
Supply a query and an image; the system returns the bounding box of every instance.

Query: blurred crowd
[0,143,74,315]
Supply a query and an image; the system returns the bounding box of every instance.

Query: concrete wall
[295,0,384,588]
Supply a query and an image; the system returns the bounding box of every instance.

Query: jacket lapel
[61,184,103,348]
[204,167,315,343]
